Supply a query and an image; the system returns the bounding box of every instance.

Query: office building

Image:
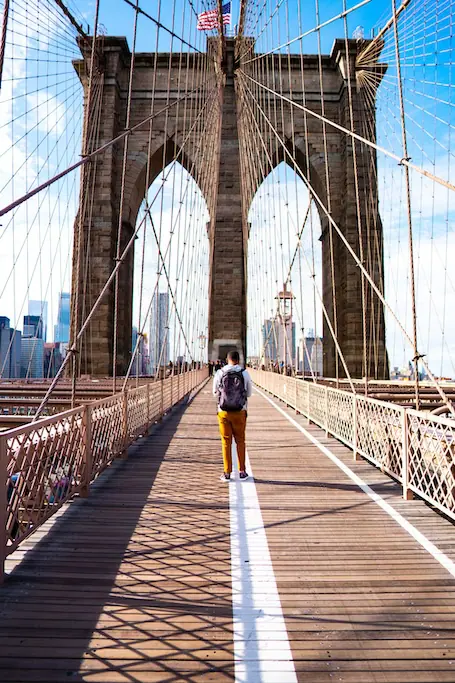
[20,336,44,378]
[44,342,63,378]
[298,335,323,376]
[23,314,43,339]
[54,292,70,343]
[28,300,48,341]
[0,317,21,378]
[149,292,169,371]
[262,319,278,364]
[131,328,150,376]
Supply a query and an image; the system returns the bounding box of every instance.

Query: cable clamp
[399,156,412,166]
[412,353,426,362]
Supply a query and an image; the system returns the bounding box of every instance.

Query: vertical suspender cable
[314,0,339,386]
[342,1,369,393]
[71,0,100,406]
[392,0,420,410]
[112,0,140,392]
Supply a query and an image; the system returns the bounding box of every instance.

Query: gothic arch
[122,136,209,231]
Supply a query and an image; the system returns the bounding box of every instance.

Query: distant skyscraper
[54,292,70,343]
[262,319,278,363]
[44,342,63,378]
[28,300,48,341]
[131,327,149,376]
[23,315,43,339]
[0,317,21,378]
[149,292,169,371]
[9,328,22,378]
[0,317,11,376]
[298,335,323,376]
[20,337,44,378]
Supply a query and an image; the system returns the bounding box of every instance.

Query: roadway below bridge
[1,384,455,681]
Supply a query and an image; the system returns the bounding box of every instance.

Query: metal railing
[251,370,455,522]
[0,368,208,581]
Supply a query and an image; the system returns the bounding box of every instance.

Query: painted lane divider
[230,442,298,683]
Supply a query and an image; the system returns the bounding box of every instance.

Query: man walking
[213,350,252,482]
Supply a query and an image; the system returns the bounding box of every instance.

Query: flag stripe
[197,2,231,30]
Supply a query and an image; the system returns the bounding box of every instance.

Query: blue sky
[1,0,454,376]
[74,0,390,54]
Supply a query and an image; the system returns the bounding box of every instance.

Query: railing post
[0,435,7,584]
[308,384,313,425]
[325,387,329,436]
[121,389,129,459]
[170,371,173,409]
[402,409,413,500]
[146,382,151,429]
[160,376,164,420]
[80,404,92,498]
[353,395,360,461]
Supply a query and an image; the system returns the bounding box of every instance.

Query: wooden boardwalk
[1,385,455,681]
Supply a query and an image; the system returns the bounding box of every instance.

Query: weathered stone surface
[71,36,387,379]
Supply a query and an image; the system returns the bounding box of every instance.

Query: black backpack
[218,370,246,411]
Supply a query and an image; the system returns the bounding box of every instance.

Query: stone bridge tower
[72,36,387,379]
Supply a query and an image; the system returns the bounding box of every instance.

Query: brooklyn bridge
[1,0,455,680]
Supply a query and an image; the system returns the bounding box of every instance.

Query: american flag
[197,2,231,31]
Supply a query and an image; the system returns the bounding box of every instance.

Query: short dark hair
[227,350,240,363]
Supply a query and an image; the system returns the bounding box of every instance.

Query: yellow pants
[217,410,247,474]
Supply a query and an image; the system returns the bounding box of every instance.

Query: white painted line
[255,386,455,580]
[229,442,298,683]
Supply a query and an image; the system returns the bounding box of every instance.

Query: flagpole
[238,0,246,39]
[218,0,226,60]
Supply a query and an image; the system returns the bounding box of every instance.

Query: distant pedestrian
[215,359,222,372]
[213,350,252,482]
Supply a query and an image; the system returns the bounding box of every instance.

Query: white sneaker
[220,473,231,482]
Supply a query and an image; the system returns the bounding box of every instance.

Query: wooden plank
[1,391,233,682]
[2,387,455,682]
[246,391,455,683]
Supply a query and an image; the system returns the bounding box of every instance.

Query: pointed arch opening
[247,161,323,376]
[131,160,210,376]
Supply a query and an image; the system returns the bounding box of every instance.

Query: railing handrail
[0,368,208,582]
[0,405,83,438]
[250,369,455,524]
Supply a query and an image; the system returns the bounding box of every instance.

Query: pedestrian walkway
[1,385,455,682]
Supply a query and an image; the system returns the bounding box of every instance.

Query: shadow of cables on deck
[0,394,236,682]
